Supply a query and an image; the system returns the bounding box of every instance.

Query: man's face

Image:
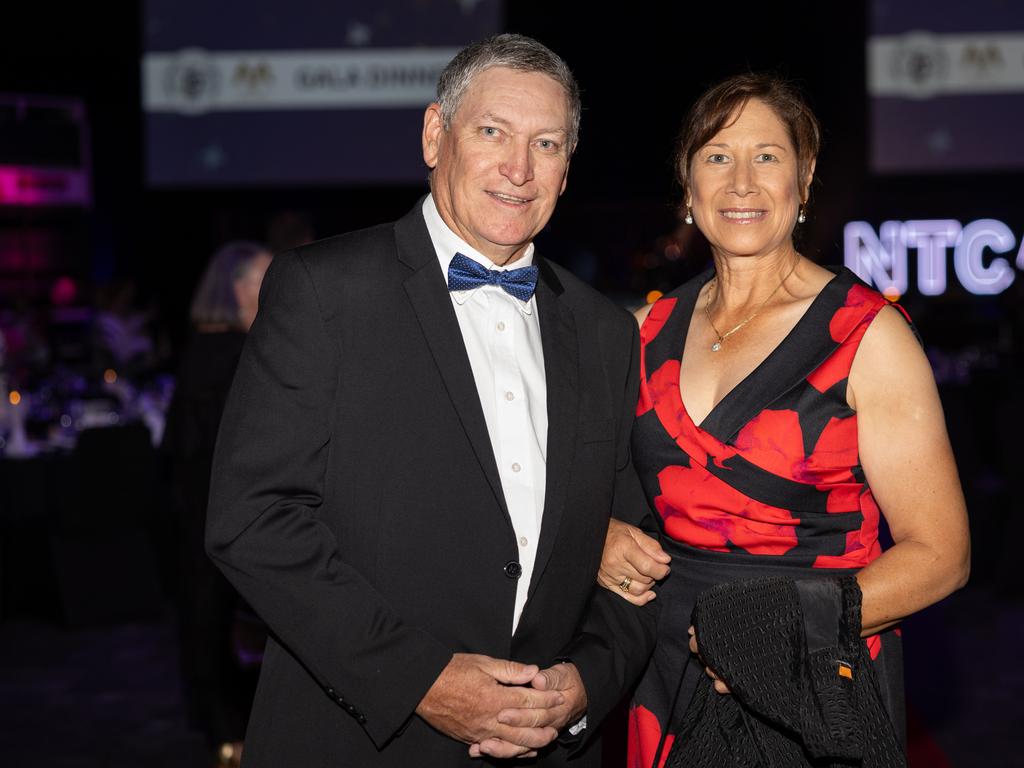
[422,66,572,266]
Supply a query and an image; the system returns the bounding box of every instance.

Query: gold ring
[618,577,632,592]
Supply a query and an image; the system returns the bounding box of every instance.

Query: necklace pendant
[711,341,722,352]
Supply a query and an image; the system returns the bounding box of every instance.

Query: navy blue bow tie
[447,252,539,302]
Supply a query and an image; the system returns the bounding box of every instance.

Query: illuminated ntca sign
[844,219,1023,296]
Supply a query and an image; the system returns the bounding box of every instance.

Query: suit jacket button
[504,561,522,579]
[357,714,367,725]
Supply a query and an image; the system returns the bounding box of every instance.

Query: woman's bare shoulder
[849,304,930,410]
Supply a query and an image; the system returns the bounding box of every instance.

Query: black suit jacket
[206,202,657,767]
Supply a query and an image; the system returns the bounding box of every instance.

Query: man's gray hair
[436,33,581,151]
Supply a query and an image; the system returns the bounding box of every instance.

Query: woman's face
[234,253,272,331]
[688,98,813,262]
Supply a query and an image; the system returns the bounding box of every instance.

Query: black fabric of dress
[635,542,905,767]
[665,574,905,768]
[161,330,257,747]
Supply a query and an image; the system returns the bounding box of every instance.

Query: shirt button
[519,536,528,547]
[496,321,506,332]
[511,462,521,473]
[505,391,515,401]
[504,561,523,579]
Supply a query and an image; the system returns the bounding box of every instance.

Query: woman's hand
[597,518,671,605]
[688,626,731,695]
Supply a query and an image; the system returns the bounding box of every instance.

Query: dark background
[5,3,1020,336]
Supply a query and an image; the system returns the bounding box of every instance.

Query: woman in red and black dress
[598,75,970,767]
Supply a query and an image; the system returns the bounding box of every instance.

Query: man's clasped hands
[415,653,588,759]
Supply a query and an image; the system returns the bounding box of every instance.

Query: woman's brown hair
[675,73,821,207]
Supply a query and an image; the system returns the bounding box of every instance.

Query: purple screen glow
[869,0,1024,173]
[143,0,503,186]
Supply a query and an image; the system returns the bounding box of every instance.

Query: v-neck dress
[626,268,907,768]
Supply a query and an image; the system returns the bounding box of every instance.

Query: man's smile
[487,191,535,206]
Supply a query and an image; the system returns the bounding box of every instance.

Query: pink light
[0,165,90,207]
[51,275,78,305]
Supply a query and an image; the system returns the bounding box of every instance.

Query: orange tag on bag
[838,661,853,679]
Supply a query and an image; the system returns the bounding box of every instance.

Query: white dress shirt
[422,195,547,633]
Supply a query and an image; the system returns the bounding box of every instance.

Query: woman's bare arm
[848,306,970,635]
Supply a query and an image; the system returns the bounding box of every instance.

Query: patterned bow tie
[447,252,539,302]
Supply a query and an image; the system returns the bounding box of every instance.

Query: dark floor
[0,610,208,768]
[901,587,1024,768]
[0,587,1021,768]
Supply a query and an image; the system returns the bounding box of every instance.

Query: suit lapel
[528,257,579,600]
[395,206,512,527]
[396,204,581,604]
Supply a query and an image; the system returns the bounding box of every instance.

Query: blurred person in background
[94,280,156,376]
[598,74,969,767]
[161,240,272,767]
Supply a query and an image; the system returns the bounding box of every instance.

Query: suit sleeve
[557,320,660,745]
[205,251,452,748]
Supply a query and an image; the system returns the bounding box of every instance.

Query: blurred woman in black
[162,241,272,766]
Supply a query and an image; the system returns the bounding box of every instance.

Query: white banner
[143,47,459,114]
[868,31,1024,98]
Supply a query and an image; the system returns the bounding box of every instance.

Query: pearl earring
[684,207,693,225]
[797,206,806,224]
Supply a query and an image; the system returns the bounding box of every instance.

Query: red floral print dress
[627,268,907,768]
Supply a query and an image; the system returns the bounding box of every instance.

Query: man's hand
[416,653,563,758]
[598,518,671,606]
[470,662,588,759]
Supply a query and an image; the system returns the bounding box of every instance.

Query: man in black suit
[206,33,656,767]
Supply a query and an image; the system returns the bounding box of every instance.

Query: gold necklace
[704,260,799,352]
